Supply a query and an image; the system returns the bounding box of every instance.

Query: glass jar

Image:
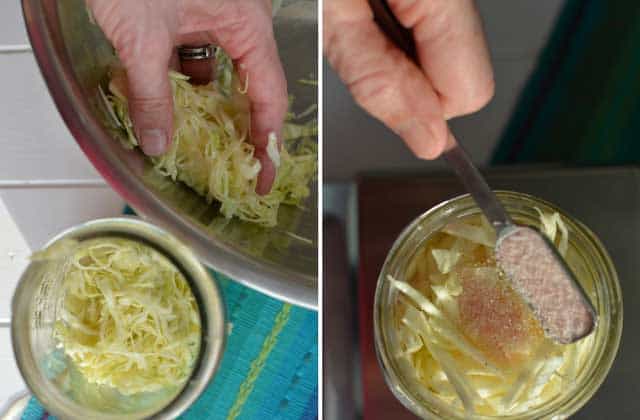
[11,217,226,420]
[373,191,623,420]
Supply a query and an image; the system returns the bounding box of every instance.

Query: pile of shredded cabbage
[104,49,317,227]
[389,210,595,416]
[54,238,201,396]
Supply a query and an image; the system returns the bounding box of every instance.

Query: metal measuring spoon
[368,0,597,344]
[444,136,596,344]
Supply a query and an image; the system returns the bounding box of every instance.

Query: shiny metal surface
[0,392,30,420]
[443,138,512,232]
[177,45,217,60]
[21,0,318,309]
[11,217,226,420]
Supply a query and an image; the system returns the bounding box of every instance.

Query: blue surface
[22,272,318,420]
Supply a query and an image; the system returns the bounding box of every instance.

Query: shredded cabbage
[54,238,201,395]
[535,207,569,257]
[105,51,317,227]
[442,221,496,247]
[266,132,281,168]
[391,276,500,374]
[431,249,461,274]
[390,211,594,415]
[389,277,442,318]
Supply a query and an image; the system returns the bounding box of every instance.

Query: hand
[324,0,494,159]
[87,0,288,195]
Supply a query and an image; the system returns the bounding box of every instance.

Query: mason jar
[373,191,623,420]
[11,217,226,420]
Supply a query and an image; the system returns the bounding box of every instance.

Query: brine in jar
[389,211,595,416]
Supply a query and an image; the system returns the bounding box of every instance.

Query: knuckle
[130,97,172,119]
[214,4,266,59]
[447,77,495,117]
[350,73,396,119]
[120,33,170,69]
[99,4,139,56]
[347,49,409,122]
[387,0,427,27]
[94,2,170,67]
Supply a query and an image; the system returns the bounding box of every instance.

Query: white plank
[0,53,101,181]
[0,187,125,251]
[0,328,26,407]
[0,2,29,45]
[0,197,30,321]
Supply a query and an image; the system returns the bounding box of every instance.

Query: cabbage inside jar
[51,237,202,404]
[388,211,595,416]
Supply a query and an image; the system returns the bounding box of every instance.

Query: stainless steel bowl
[21,0,318,309]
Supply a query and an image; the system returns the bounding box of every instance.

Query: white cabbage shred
[535,207,569,257]
[390,211,593,415]
[431,249,461,274]
[54,238,201,395]
[106,50,317,227]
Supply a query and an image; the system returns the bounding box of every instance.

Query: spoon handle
[368,0,512,232]
[443,135,513,231]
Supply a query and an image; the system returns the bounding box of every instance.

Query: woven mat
[21,214,317,420]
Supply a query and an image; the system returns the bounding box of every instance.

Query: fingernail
[255,151,276,196]
[139,129,168,156]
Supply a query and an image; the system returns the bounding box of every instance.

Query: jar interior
[16,236,203,419]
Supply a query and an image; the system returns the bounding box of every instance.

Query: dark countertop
[324,166,639,419]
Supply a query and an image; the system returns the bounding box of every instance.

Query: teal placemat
[22,272,318,420]
[21,210,318,420]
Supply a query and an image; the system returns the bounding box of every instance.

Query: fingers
[387,0,495,119]
[211,2,288,151]
[324,0,448,159]
[181,0,288,193]
[125,59,174,156]
[88,0,175,156]
[254,149,277,196]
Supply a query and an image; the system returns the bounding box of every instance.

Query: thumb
[88,0,174,156]
[126,60,174,157]
[182,0,288,194]
[324,0,448,159]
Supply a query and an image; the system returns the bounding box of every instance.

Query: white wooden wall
[0,2,124,406]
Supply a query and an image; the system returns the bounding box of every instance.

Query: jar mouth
[11,217,226,420]
[374,191,623,419]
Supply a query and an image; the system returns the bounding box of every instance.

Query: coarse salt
[495,226,595,344]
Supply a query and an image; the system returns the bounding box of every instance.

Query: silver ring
[177,45,217,60]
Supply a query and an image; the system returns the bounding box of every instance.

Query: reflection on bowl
[22,0,318,308]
